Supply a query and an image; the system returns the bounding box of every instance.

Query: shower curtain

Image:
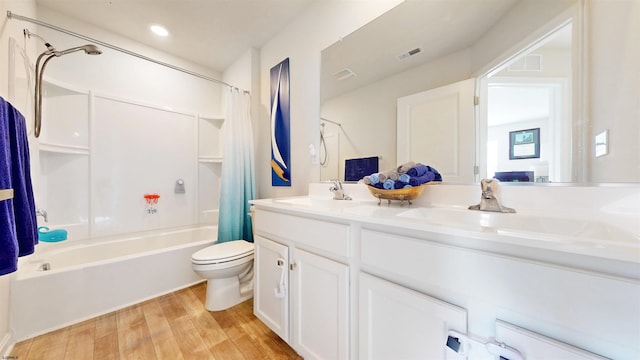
[217,88,256,243]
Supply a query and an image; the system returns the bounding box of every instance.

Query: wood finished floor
[9,282,301,360]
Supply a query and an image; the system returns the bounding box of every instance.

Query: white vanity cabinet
[252,193,639,360]
[291,248,349,360]
[359,272,467,360]
[253,209,350,360]
[254,235,289,341]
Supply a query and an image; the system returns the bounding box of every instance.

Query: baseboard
[0,332,14,358]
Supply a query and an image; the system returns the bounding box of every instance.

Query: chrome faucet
[329,179,352,200]
[36,208,48,222]
[468,179,516,213]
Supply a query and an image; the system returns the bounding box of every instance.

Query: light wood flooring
[9,282,301,359]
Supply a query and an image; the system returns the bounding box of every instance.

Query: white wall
[588,0,640,182]
[257,0,402,199]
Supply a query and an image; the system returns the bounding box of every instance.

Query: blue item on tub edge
[38,226,68,242]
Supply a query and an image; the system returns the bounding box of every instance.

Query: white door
[254,235,289,342]
[291,248,349,360]
[397,78,476,183]
[359,272,467,360]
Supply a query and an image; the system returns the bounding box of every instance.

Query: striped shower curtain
[217,88,256,243]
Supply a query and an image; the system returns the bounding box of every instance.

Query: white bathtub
[10,225,216,340]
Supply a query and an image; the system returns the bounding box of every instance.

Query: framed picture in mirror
[509,128,540,160]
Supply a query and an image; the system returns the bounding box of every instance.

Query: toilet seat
[192,240,254,265]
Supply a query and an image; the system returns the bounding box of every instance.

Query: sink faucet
[468,179,515,213]
[329,179,352,200]
[36,208,48,222]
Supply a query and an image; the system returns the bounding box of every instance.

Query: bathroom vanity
[251,183,640,360]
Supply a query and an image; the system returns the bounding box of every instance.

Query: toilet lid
[192,240,254,264]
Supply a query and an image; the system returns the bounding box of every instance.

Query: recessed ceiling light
[150,24,169,37]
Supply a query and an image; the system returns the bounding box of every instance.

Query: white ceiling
[35,0,318,72]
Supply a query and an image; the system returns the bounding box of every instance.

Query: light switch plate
[595,130,608,157]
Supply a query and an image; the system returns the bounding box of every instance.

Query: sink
[396,207,638,244]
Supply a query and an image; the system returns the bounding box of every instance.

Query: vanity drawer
[255,210,350,258]
[360,229,437,283]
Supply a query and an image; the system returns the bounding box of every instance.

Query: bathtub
[10,225,216,340]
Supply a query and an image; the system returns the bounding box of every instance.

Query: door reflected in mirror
[481,23,573,183]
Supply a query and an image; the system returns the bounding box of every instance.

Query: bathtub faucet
[329,179,351,200]
[36,208,48,222]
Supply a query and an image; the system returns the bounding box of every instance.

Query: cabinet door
[291,249,349,360]
[254,235,289,342]
[359,273,467,360]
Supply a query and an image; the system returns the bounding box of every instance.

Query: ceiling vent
[334,68,357,81]
[508,54,543,71]
[396,47,422,61]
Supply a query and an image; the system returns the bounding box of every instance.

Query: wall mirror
[320,0,639,184]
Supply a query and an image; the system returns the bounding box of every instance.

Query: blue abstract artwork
[270,58,291,186]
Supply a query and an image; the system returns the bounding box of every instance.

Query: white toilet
[191,239,255,311]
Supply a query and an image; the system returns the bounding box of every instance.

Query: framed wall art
[509,128,540,160]
[270,58,291,186]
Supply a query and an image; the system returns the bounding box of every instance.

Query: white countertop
[251,183,640,280]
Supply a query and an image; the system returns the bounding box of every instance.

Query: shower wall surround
[36,77,223,240]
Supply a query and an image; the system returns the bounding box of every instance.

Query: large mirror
[320,0,639,184]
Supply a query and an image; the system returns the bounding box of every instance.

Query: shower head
[56,44,102,56]
[32,43,102,138]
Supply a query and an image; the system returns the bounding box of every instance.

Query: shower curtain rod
[6,11,249,94]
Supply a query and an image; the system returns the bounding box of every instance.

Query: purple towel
[0,97,38,276]
[394,180,409,189]
[407,165,443,186]
[409,172,436,186]
[406,164,428,177]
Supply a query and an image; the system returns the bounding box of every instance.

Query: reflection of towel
[0,97,38,275]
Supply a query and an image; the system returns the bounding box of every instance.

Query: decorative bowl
[366,184,431,204]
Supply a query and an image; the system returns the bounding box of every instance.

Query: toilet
[191,239,255,311]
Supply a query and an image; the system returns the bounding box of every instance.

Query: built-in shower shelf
[39,142,90,155]
[199,115,224,124]
[198,156,223,163]
[0,189,14,202]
